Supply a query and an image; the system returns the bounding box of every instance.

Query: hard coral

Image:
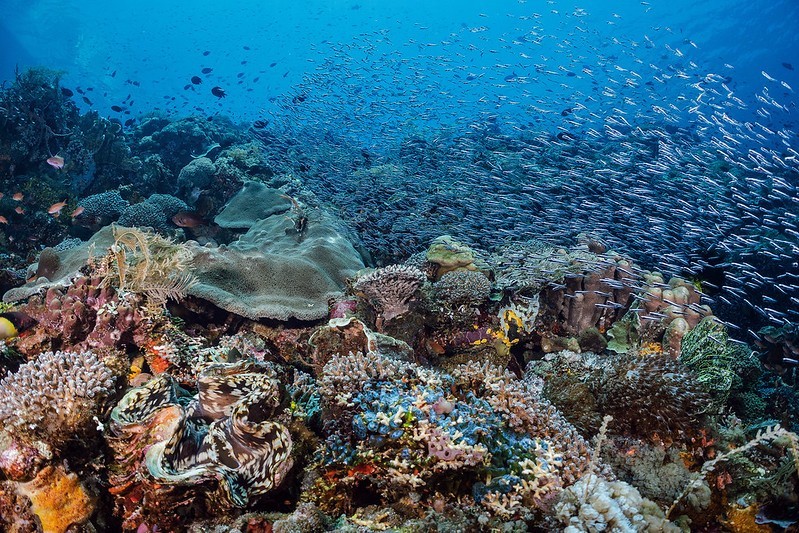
[76,191,129,228]
[188,211,364,321]
[0,350,114,455]
[117,193,189,232]
[352,264,426,331]
[531,350,709,443]
[313,351,593,522]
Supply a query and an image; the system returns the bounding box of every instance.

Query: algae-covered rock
[425,235,490,281]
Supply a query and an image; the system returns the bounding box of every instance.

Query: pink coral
[14,275,152,357]
[352,264,426,330]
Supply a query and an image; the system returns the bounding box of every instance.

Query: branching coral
[313,350,593,522]
[351,264,426,330]
[0,350,114,460]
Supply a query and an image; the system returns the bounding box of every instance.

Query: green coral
[679,316,753,410]
[606,311,641,354]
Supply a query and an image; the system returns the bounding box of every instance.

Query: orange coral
[15,465,95,533]
[719,503,771,533]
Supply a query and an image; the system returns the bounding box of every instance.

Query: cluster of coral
[0,210,795,532]
[0,67,797,532]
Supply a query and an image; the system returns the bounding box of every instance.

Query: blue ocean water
[1,0,798,332]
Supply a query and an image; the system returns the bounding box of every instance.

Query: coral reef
[117,193,189,232]
[214,180,292,229]
[12,275,152,357]
[553,474,679,532]
[432,269,493,308]
[177,156,216,193]
[312,349,593,524]
[530,350,708,443]
[75,190,129,229]
[188,209,364,321]
[634,272,713,356]
[351,264,426,330]
[0,350,115,457]
[425,235,490,281]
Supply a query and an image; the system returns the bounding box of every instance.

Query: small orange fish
[46,155,65,169]
[14,206,24,215]
[0,216,7,224]
[12,192,23,201]
[0,192,4,199]
[48,200,68,215]
[70,206,85,218]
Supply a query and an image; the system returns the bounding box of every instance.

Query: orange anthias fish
[46,155,65,169]
[70,206,85,218]
[0,216,7,224]
[12,192,23,201]
[14,206,24,214]
[48,200,68,215]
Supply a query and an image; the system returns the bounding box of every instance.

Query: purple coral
[352,264,426,329]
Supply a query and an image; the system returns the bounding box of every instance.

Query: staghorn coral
[351,264,426,331]
[0,350,114,457]
[108,361,294,530]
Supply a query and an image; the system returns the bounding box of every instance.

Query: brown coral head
[352,264,426,327]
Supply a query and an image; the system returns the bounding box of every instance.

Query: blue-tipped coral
[312,350,592,523]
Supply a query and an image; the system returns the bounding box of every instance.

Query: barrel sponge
[214,181,293,229]
[188,212,365,321]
